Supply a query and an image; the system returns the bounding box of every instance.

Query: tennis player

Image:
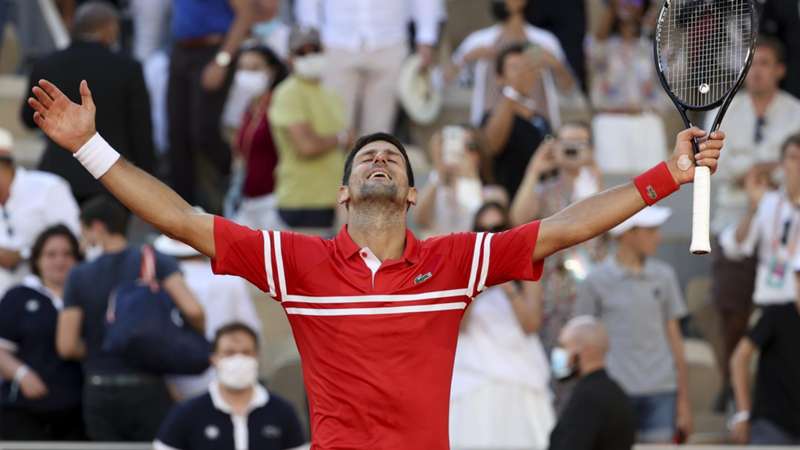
[28,79,723,449]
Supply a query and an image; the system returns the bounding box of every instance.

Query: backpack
[102,245,211,375]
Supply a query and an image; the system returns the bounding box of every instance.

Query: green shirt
[269,76,346,209]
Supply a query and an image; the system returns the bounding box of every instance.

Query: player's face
[745,46,785,95]
[781,144,800,186]
[343,141,416,208]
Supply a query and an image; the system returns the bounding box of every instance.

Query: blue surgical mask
[252,19,281,40]
[550,347,577,381]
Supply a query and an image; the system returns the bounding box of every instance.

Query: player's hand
[526,137,557,177]
[416,44,435,71]
[744,166,770,209]
[28,79,97,153]
[667,127,725,185]
[19,370,49,400]
[731,419,750,444]
[202,61,228,91]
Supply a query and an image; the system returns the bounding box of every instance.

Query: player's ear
[337,186,351,208]
[406,186,417,209]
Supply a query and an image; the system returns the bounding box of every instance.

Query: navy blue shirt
[63,246,179,375]
[0,281,82,412]
[155,383,305,450]
[172,0,234,40]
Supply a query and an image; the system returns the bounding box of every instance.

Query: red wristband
[634,162,679,205]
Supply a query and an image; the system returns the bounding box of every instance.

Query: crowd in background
[0,0,799,449]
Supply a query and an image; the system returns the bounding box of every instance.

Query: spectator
[168,0,254,214]
[525,0,588,91]
[250,0,291,59]
[295,0,444,136]
[227,45,289,230]
[154,233,263,400]
[268,26,352,233]
[130,0,171,62]
[449,202,553,449]
[708,36,800,409]
[720,134,800,308]
[452,0,572,126]
[0,225,84,441]
[760,0,800,98]
[55,197,205,441]
[413,125,494,236]
[548,316,636,450]
[154,323,306,450]
[0,128,80,296]
[729,298,800,444]
[20,1,156,204]
[575,207,692,443]
[588,0,665,113]
[510,122,605,352]
[482,43,560,199]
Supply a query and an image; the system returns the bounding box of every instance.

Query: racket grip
[689,166,711,255]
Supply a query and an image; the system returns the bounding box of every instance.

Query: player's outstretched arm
[532,128,724,261]
[28,79,215,257]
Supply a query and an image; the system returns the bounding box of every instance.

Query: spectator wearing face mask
[548,316,636,450]
[154,323,306,450]
[449,202,554,449]
[413,125,496,237]
[268,26,354,233]
[575,207,692,444]
[249,0,291,59]
[510,122,605,352]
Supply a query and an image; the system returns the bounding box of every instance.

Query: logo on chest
[414,272,433,284]
[204,425,220,440]
[262,424,282,439]
[413,254,442,285]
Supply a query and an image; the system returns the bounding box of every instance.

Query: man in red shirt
[27,79,724,449]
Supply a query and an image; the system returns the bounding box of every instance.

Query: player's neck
[750,89,777,117]
[615,246,645,273]
[219,385,255,416]
[348,206,407,261]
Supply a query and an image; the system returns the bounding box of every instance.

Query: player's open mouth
[368,171,392,181]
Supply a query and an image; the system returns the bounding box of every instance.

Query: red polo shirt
[211,217,544,450]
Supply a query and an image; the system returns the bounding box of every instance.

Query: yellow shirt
[269,76,346,209]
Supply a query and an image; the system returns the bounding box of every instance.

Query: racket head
[654,0,757,112]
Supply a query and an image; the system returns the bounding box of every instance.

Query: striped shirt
[210,217,544,449]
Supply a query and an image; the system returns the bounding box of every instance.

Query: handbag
[102,245,211,375]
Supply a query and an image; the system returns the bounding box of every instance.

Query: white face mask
[294,54,325,80]
[222,70,270,128]
[550,347,577,381]
[216,354,259,390]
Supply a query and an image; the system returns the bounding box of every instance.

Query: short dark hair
[30,224,82,278]
[495,41,529,76]
[71,1,119,40]
[756,35,786,64]
[80,195,130,236]
[780,133,800,160]
[472,201,510,232]
[342,132,415,187]
[213,322,260,353]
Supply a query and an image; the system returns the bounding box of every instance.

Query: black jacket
[21,40,155,202]
[549,370,636,450]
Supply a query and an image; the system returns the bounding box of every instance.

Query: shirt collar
[605,255,656,279]
[22,274,63,310]
[209,381,269,416]
[333,225,420,264]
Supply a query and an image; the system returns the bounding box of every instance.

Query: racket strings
[656,0,753,109]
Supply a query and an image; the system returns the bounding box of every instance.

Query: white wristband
[727,410,750,430]
[14,365,29,383]
[73,133,121,179]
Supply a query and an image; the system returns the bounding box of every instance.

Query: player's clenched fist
[27,79,97,153]
[666,128,725,186]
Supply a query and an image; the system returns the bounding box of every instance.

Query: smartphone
[442,126,466,166]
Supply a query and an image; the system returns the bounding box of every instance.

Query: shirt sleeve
[469,221,544,296]
[154,251,181,281]
[268,84,307,128]
[154,403,190,450]
[44,178,81,238]
[0,290,22,352]
[748,308,775,348]
[210,216,269,293]
[719,194,769,260]
[662,265,688,320]
[63,266,84,310]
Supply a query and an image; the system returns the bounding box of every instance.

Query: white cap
[609,206,672,237]
[154,234,200,258]
[0,128,14,158]
[396,54,443,125]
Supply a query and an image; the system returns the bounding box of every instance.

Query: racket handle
[690,165,711,255]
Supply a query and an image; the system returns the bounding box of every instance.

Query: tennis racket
[654,0,757,254]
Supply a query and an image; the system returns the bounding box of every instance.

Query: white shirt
[295,0,444,50]
[706,91,800,232]
[0,168,80,296]
[168,260,263,399]
[451,286,550,399]
[452,24,567,125]
[720,190,800,305]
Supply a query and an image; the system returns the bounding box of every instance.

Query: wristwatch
[503,86,537,111]
[214,51,232,68]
